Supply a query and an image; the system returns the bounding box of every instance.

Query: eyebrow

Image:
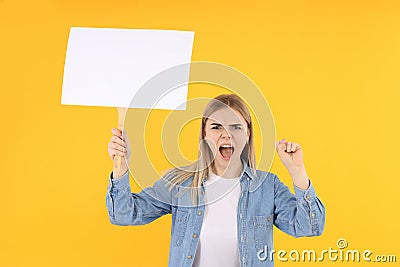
[210,123,243,127]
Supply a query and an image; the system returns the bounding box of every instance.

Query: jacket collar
[239,158,266,192]
[180,158,265,195]
[239,157,257,181]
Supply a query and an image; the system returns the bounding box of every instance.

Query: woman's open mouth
[219,144,234,160]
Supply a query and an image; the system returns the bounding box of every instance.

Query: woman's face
[204,107,250,170]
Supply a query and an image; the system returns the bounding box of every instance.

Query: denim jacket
[106,159,326,267]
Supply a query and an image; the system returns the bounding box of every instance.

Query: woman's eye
[211,125,242,130]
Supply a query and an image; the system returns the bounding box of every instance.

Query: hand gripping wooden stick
[113,107,128,174]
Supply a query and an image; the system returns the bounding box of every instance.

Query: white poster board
[61,27,195,110]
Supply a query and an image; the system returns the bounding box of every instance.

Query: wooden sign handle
[113,107,128,176]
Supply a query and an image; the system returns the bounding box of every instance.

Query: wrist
[289,165,309,190]
[113,168,128,179]
[288,164,306,176]
[112,160,129,179]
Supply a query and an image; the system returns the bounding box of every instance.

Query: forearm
[293,183,326,236]
[112,158,129,179]
[274,176,326,237]
[289,164,310,190]
[106,171,172,226]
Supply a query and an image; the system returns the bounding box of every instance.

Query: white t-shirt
[192,171,241,267]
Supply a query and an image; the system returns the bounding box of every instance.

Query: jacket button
[247,177,250,181]
[306,194,311,200]
[187,255,193,259]
[311,212,315,218]
[193,233,198,238]
[197,211,202,216]
[267,216,271,222]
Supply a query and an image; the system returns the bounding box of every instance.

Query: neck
[212,160,243,178]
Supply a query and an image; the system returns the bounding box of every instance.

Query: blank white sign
[61,27,195,110]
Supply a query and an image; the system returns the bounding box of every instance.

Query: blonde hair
[164,94,257,206]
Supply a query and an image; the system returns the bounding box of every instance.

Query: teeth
[220,145,232,148]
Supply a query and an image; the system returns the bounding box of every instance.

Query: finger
[291,143,300,152]
[108,146,125,159]
[275,138,285,150]
[276,141,283,151]
[108,142,126,153]
[109,148,126,158]
[111,128,123,137]
[111,128,118,135]
[110,137,120,148]
[286,142,292,152]
[296,144,301,151]
[276,139,285,152]
[111,130,125,143]
[108,143,126,155]
[289,142,295,152]
[111,136,126,147]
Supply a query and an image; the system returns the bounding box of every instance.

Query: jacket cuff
[109,171,130,190]
[293,179,317,202]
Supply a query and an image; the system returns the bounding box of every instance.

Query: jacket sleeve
[273,174,326,237]
[105,171,172,226]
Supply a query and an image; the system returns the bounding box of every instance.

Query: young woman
[106,94,325,267]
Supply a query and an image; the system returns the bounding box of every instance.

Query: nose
[221,128,232,139]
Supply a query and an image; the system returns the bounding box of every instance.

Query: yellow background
[1,0,399,266]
